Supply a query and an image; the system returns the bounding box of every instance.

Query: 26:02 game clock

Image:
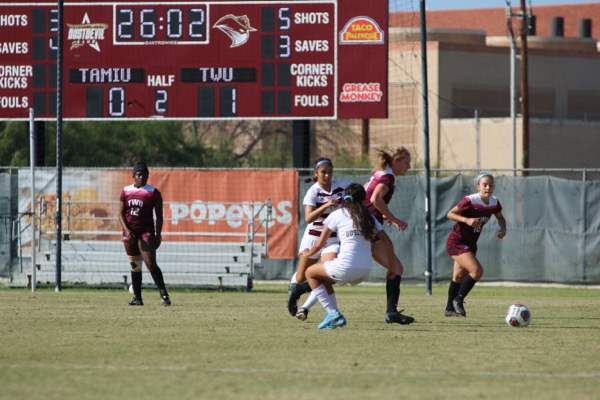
[0,0,388,120]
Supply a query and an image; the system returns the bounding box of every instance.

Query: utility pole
[361,119,369,157]
[519,0,530,171]
[505,1,518,175]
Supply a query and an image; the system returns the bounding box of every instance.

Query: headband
[475,172,493,183]
[343,195,353,202]
[314,159,333,170]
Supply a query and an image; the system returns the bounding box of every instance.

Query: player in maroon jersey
[363,147,414,325]
[118,162,171,306]
[444,172,507,317]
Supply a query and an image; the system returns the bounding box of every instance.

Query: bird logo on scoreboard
[213,14,256,48]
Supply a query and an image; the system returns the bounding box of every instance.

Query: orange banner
[149,169,298,259]
[19,169,298,260]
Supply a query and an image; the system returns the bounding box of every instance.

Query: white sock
[313,284,336,314]
[290,272,298,284]
[328,291,338,311]
[299,291,319,310]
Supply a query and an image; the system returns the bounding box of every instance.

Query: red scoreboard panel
[1,1,388,120]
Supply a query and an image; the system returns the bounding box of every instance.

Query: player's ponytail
[343,183,377,241]
[374,147,410,172]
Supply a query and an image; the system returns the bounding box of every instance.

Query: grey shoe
[445,309,459,317]
[453,298,467,317]
[296,307,309,321]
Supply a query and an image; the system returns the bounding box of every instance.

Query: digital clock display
[0,0,388,120]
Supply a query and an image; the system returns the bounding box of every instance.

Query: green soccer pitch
[1,284,598,399]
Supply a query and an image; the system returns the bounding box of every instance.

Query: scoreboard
[0,1,388,120]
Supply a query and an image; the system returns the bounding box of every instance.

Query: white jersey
[322,208,383,284]
[302,179,351,236]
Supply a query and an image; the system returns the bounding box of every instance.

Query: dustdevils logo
[213,14,256,48]
[67,12,108,52]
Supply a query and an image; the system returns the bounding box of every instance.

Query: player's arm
[304,199,339,224]
[495,210,506,238]
[447,205,481,229]
[118,200,132,239]
[154,196,164,248]
[300,225,333,257]
[371,183,407,231]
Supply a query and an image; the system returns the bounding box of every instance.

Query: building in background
[314,3,600,171]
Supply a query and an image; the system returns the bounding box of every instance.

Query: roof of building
[391,3,600,40]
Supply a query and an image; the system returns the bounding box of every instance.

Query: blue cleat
[318,310,346,330]
[318,311,337,329]
[325,311,347,330]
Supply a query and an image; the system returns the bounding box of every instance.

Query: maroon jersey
[119,184,162,234]
[363,167,395,223]
[446,193,502,255]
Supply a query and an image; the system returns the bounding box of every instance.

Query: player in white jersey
[287,158,350,318]
[300,183,395,329]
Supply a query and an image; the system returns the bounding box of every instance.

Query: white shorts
[299,234,340,260]
[324,258,372,286]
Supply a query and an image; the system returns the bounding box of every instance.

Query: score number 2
[106,88,168,117]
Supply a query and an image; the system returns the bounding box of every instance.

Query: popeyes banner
[18,168,298,259]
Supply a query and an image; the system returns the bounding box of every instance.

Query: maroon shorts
[446,237,477,256]
[121,230,155,243]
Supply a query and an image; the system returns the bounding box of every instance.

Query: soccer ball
[505,304,531,327]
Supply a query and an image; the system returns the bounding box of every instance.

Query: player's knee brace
[128,255,143,272]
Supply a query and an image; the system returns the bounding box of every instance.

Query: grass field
[1,284,599,400]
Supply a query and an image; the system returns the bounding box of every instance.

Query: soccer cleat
[453,298,467,317]
[385,310,415,325]
[445,309,459,317]
[325,311,346,330]
[128,297,144,306]
[295,307,309,321]
[318,311,337,329]
[161,295,171,306]
[287,281,312,316]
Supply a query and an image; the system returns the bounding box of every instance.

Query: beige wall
[438,118,600,170]
[390,29,600,170]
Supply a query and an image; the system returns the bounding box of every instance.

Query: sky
[417,0,593,10]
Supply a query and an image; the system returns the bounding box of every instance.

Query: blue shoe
[318,311,337,329]
[325,311,347,330]
[318,310,346,329]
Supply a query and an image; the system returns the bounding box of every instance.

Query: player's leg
[295,250,338,320]
[139,233,171,306]
[288,234,322,316]
[371,240,413,325]
[306,262,345,329]
[451,252,483,316]
[445,260,466,316]
[287,254,316,316]
[124,239,144,306]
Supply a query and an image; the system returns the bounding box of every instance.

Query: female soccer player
[118,162,171,306]
[287,158,350,318]
[301,183,395,329]
[363,147,414,324]
[444,172,507,317]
